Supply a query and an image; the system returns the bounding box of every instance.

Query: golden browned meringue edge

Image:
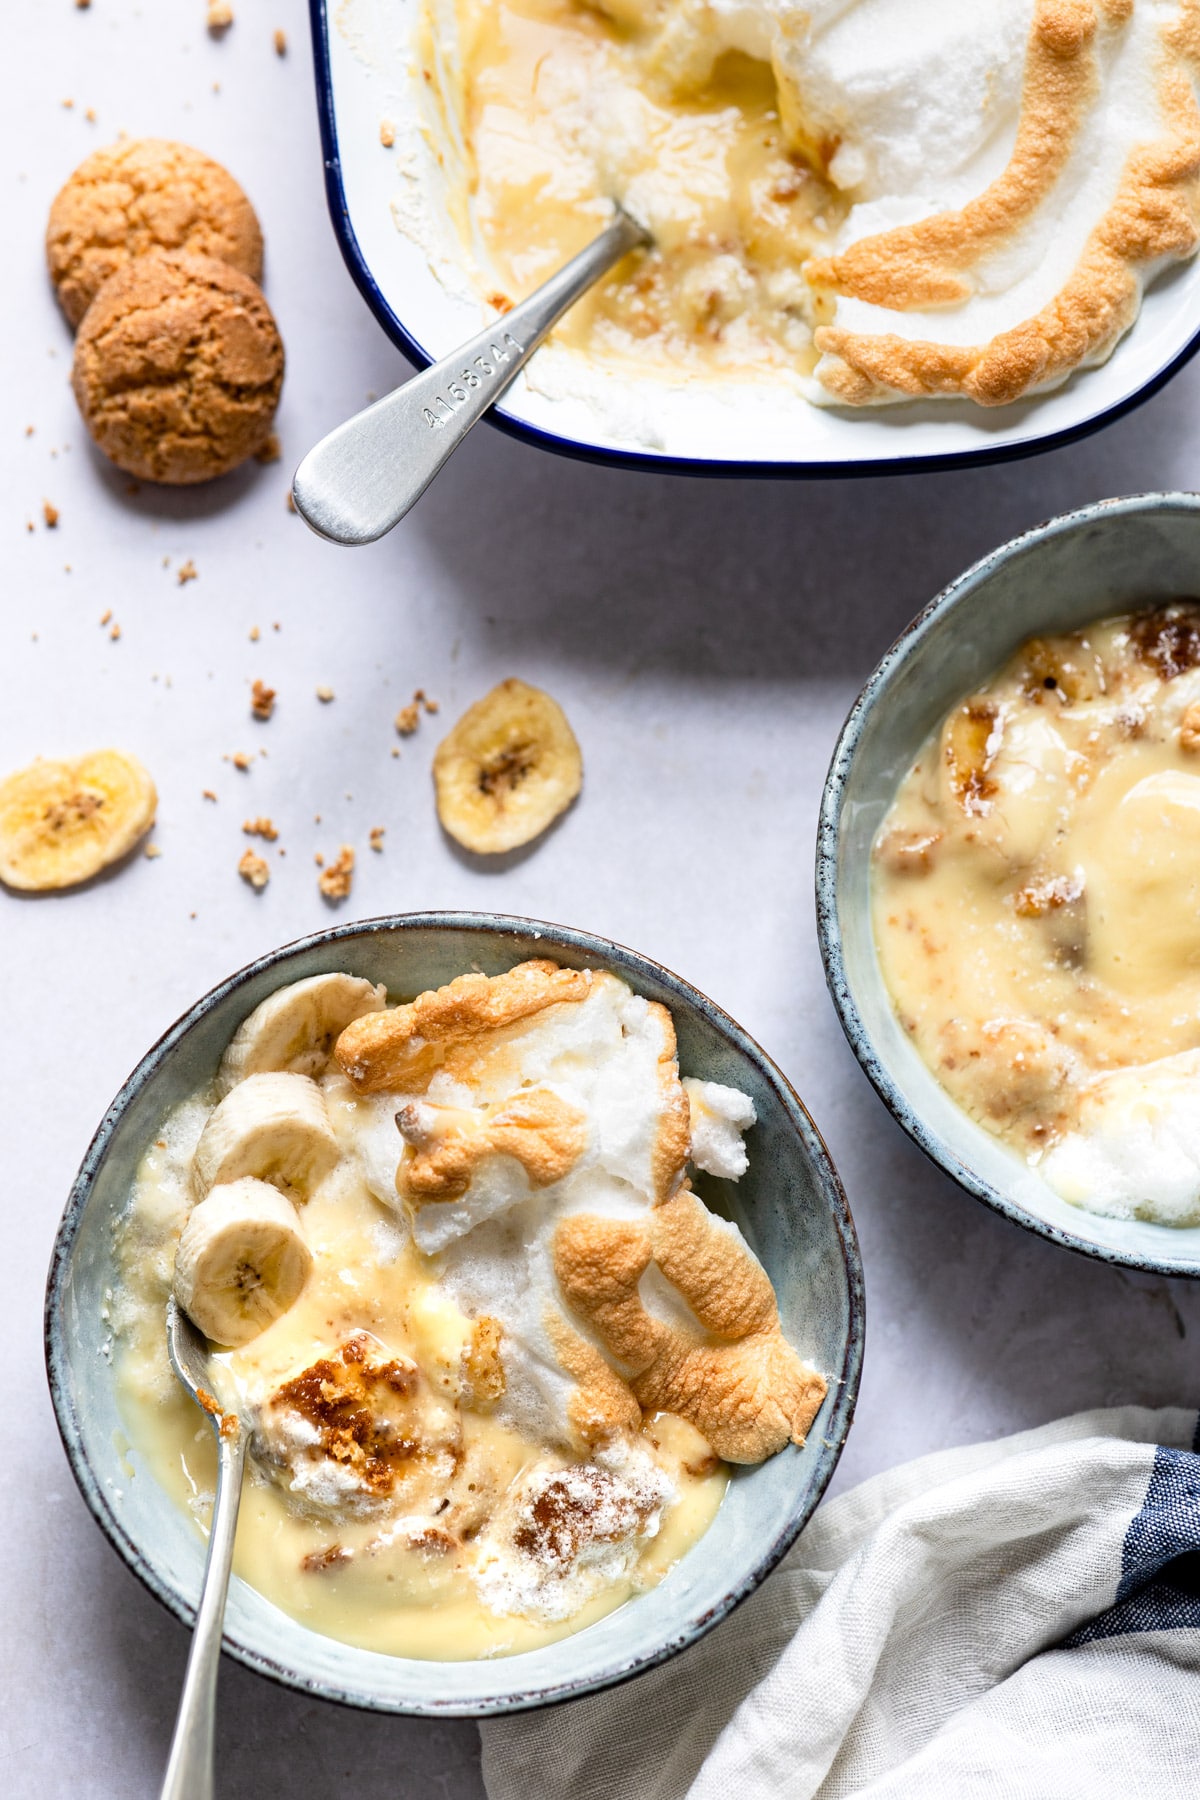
[397,1086,590,1202]
[805,0,1200,406]
[555,1189,827,1463]
[334,961,826,1464]
[334,959,594,1092]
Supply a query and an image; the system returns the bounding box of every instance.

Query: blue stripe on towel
[1066,1426,1200,1645]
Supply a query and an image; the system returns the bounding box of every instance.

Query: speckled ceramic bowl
[818,492,1200,1278]
[45,913,863,1716]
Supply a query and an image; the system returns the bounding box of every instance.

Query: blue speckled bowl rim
[45,910,864,1716]
[306,0,1200,482]
[816,491,1200,1280]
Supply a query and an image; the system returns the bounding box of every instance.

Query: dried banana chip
[433,678,582,854]
[0,749,157,891]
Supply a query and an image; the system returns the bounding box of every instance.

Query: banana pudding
[419,0,1200,416]
[874,601,1200,1227]
[112,962,826,1658]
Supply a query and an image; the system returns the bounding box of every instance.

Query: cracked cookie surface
[47,137,263,328]
[71,250,284,484]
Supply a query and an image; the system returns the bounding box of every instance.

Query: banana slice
[0,749,156,891]
[432,678,582,855]
[218,972,388,1094]
[174,1177,312,1347]
[193,1071,339,1199]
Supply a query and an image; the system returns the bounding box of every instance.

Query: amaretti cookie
[71,251,284,484]
[47,138,263,328]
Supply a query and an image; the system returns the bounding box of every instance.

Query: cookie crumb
[251,678,276,721]
[63,99,75,110]
[239,848,270,890]
[177,560,198,586]
[314,814,321,824]
[1181,703,1200,753]
[318,845,355,901]
[43,501,59,528]
[274,26,287,53]
[230,751,252,771]
[144,844,162,860]
[242,816,278,841]
[99,609,112,626]
[255,433,281,465]
[390,746,400,759]
[202,788,218,802]
[314,851,324,867]
[110,623,121,641]
[207,0,234,34]
[379,119,396,147]
[316,685,335,703]
[85,107,96,123]
[424,695,440,714]
[249,625,260,642]
[369,826,385,852]
[395,703,419,736]
[487,292,514,314]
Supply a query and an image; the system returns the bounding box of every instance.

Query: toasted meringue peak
[396,1085,589,1202]
[554,1188,828,1463]
[334,960,594,1093]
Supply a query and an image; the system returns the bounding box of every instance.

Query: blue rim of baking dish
[307,0,1200,482]
[816,492,1200,1279]
[45,911,864,1716]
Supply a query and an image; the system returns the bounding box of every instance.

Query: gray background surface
[5,4,1200,1794]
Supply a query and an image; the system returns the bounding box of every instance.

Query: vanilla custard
[420,0,1200,409]
[874,603,1200,1226]
[111,962,826,1658]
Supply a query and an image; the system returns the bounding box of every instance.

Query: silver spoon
[291,206,649,546]
[160,1297,249,1800]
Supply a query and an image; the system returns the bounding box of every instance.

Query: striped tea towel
[480,1407,1200,1800]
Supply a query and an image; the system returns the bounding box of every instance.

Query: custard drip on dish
[873,603,1200,1227]
[430,0,1200,406]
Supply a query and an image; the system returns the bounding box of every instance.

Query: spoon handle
[291,209,648,546]
[159,1423,248,1800]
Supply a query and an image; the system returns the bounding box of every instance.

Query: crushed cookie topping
[269,1336,427,1496]
[1129,603,1200,680]
[511,1464,659,1570]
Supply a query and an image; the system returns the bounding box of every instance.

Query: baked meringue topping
[430,0,1200,408]
[111,961,826,1658]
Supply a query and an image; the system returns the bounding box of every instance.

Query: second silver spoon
[291,206,649,546]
